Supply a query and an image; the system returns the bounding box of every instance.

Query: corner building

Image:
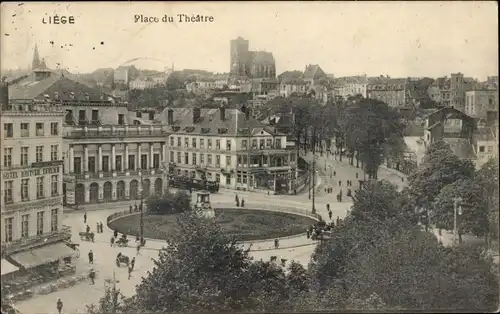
[1,82,73,279]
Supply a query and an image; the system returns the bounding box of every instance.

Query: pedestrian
[306,229,310,239]
[131,257,136,270]
[56,298,63,314]
[89,268,95,285]
[274,238,279,249]
[114,230,118,238]
[86,225,90,234]
[100,222,104,233]
[83,212,87,224]
[134,204,138,212]
[136,243,141,256]
[129,204,133,213]
[128,264,133,280]
[110,236,115,247]
[333,170,336,176]
[326,204,330,211]
[329,211,333,220]
[338,180,341,186]
[336,216,340,226]
[88,250,94,264]
[241,199,245,207]
[356,172,359,179]
[96,222,100,234]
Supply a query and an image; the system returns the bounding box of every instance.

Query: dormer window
[171,126,181,132]
[201,127,211,134]
[217,128,228,134]
[184,126,195,133]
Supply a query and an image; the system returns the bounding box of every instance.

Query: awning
[1,259,19,275]
[10,242,75,269]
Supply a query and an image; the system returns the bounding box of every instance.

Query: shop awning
[1,259,19,275]
[10,242,75,269]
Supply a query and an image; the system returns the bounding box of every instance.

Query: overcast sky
[1,1,498,80]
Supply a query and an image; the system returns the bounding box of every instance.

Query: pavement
[18,152,484,314]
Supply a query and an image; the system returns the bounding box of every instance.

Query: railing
[2,226,72,256]
[63,125,169,139]
[2,103,64,113]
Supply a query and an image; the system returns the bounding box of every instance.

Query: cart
[116,253,130,267]
[79,231,95,242]
[116,237,129,247]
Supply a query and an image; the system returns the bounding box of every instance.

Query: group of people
[306,216,342,241]
[235,194,245,207]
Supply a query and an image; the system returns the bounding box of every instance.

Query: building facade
[163,107,297,193]
[1,85,72,274]
[229,37,276,79]
[465,89,499,120]
[367,77,409,107]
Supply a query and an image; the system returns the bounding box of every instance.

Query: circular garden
[108,208,317,241]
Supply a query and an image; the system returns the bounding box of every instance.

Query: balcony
[2,195,62,213]
[1,225,72,256]
[63,125,169,139]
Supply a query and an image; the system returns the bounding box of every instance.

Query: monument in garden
[194,191,215,219]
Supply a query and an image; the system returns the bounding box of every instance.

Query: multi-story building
[472,124,498,168]
[334,75,368,99]
[465,89,499,121]
[427,73,478,111]
[280,78,308,98]
[162,106,297,193]
[1,82,73,278]
[229,37,276,79]
[367,77,409,107]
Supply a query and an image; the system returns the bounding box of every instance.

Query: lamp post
[139,172,144,245]
[311,145,316,214]
[453,197,463,246]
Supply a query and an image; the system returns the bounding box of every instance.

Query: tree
[433,178,489,243]
[475,158,499,250]
[408,140,475,230]
[147,190,191,214]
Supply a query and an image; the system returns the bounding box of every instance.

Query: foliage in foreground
[146,190,191,214]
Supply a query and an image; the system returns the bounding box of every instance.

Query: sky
[1,1,498,80]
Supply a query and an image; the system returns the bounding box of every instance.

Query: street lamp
[453,197,463,245]
[139,171,144,245]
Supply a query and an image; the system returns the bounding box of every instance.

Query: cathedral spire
[32,44,41,69]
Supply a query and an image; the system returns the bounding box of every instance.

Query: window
[21,178,29,201]
[177,152,181,164]
[208,139,212,149]
[479,145,485,153]
[21,214,29,238]
[488,146,493,153]
[192,153,197,165]
[92,110,99,122]
[4,123,13,138]
[118,114,125,125]
[252,139,257,148]
[36,146,44,162]
[50,122,59,135]
[141,154,148,170]
[4,218,13,242]
[226,140,231,151]
[51,145,58,161]
[226,175,231,185]
[3,148,12,167]
[266,139,272,147]
[36,123,44,136]
[192,138,197,148]
[275,138,281,149]
[37,176,44,199]
[170,137,174,146]
[170,151,174,163]
[242,175,247,184]
[21,147,29,166]
[51,208,58,231]
[216,173,220,183]
[200,139,204,149]
[79,110,86,123]
[74,157,82,173]
[177,137,181,147]
[153,153,160,169]
[184,153,189,164]
[102,156,109,172]
[216,140,221,150]
[184,137,189,148]
[88,156,96,173]
[216,155,221,167]
[237,174,242,183]
[37,211,44,235]
[226,155,231,167]
[149,112,154,120]
[242,140,247,149]
[128,155,135,170]
[208,154,212,165]
[116,155,122,171]
[51,174,59,196]
[21,123,29,137]
[200,154,204,165]
[136,111,142,118]
[4,180,13,204]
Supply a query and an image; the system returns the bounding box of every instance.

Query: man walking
[89,268,96,285]
[56,298,63,314]
[328,210,333,220]
[84,212,87,224]
[136,243,141,256]
[128,264,133,280]
[274,238,279,249]
[88,250,94,264]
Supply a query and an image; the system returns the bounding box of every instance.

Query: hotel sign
[2,166,60,180]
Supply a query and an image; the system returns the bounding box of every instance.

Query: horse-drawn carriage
[79,231,95,242]
[116,253,130,267]
[116,235,129,247]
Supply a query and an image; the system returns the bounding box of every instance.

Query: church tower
[32,44,41,69]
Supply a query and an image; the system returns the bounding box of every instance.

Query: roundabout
[108,208,318,242]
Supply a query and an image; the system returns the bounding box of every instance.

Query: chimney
[167,109,174,125]
[0,80,9,108]
[193,107,201,124]
[220,106,226,121]
[69,92,75,100]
